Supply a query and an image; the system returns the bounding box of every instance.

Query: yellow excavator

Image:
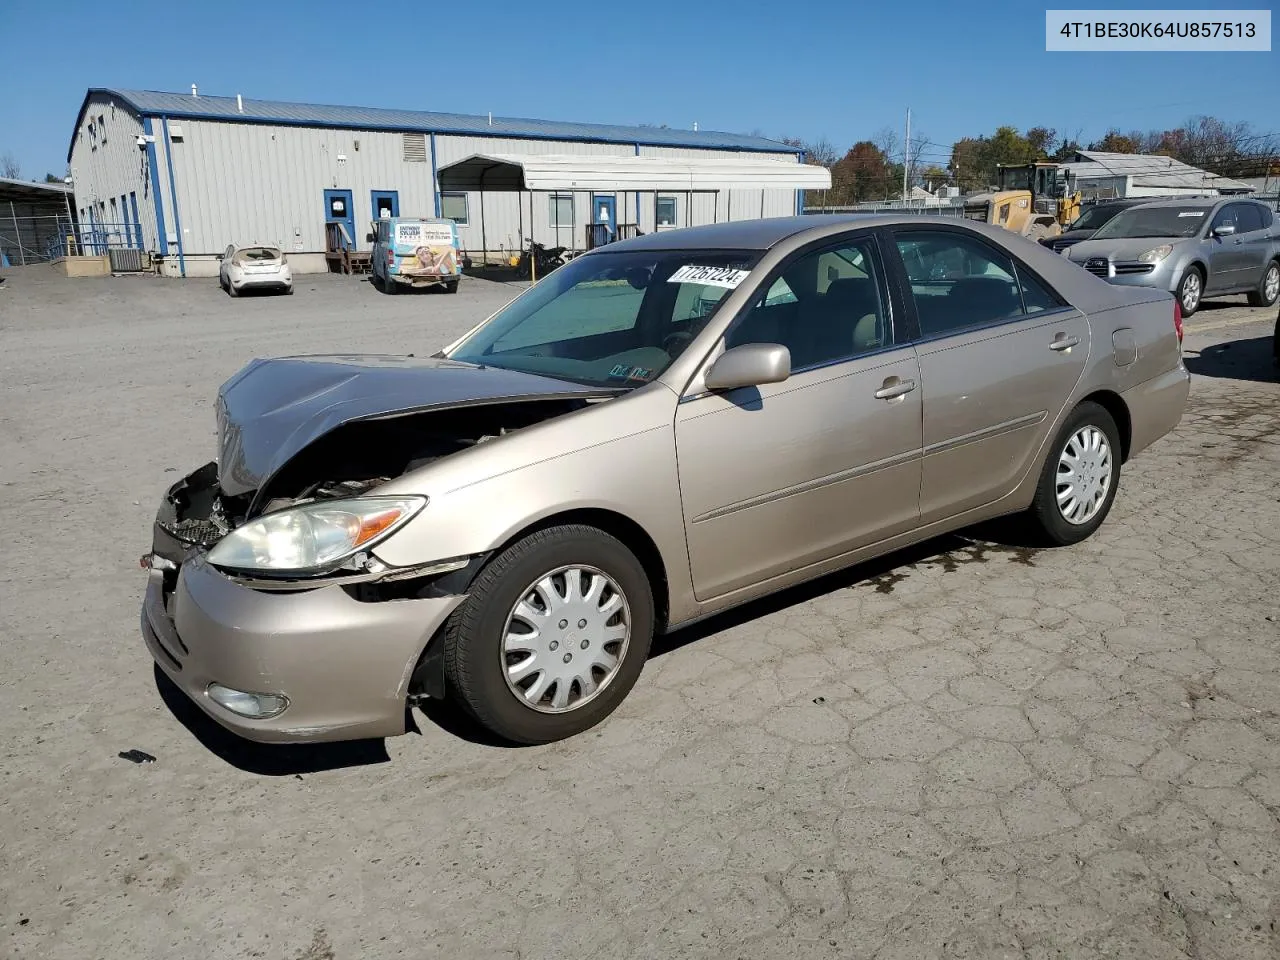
[962,162,1082,242]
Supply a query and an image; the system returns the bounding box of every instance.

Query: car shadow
[152,665,391,774]
[649,526,1035,660]
[1183,335,1279,384]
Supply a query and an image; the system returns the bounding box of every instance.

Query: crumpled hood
[1066,236,1189,263]
[215,354,603,497]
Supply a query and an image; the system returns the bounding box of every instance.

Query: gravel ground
[0,265,1277,960]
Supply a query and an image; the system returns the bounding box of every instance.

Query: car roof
[1118,197,1226,209]
[605,215,883,252]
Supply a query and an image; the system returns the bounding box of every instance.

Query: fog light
[206,683,289,719]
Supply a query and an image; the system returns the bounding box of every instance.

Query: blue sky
[0,0,1274,178]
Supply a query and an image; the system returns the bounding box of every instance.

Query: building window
[402,133,427,162]
[441,192,469,225]
[98,114,107,144]
[656,195,678,227]
[549,194,574,228]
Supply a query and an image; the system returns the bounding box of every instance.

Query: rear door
[888,225,1090,524]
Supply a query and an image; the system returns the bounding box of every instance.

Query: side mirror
[703,343,791,392]
[366,232,376,243]
[1212,223,1236,238]
[215,254,223,261]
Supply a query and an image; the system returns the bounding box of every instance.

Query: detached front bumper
[141,471,464,744]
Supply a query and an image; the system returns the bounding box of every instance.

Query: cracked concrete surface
[0,269,1276,959]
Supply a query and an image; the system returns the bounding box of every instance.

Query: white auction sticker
[668,265,752,288]
[1046,10,1270,51]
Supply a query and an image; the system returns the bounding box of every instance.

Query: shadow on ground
[1184,334,1279,383]
[153,665,391,774]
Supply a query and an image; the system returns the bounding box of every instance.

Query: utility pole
[902,108,911,203]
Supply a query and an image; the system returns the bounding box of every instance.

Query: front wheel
[442,525,654,744]
[1248,260,1280,308]
[1016,401,1122,547]
[1176,267,1203,316]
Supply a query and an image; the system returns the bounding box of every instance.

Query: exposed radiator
[108,248,146,273]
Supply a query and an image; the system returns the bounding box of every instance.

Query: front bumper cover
[141,469,465,743]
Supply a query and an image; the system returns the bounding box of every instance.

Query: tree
[831,141,893,204]
[44,172,64,183]
[0,152,19,179]
[1089,129,1140,153]
[780,136,839,168]
[919,165,950,188]
[1025,127,1057,158]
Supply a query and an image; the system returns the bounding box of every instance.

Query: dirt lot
[1,265,1277,960]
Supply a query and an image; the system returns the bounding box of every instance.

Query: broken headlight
[205,496,426,576]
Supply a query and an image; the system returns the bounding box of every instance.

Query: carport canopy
[436,152,832,192]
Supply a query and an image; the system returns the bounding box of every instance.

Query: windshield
[1091,206,1210,240]
[1069,205,1129,232]
[445,249,762,387]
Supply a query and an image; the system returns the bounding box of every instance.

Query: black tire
[1017,401,1122,547]
[1272,307,1280,367]
[227,281,239,298]
[442,525,654,744]
[383,276,398,295]
[1176,266,1203,316]
[444,280,459,294]
[285,285,294,295]
[1247,260,1280,308]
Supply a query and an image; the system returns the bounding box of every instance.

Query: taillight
[1173,299,1183,344]
[386,250,394,266]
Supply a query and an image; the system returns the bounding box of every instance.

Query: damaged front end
[141,370,613,738]
[142,393,599,594]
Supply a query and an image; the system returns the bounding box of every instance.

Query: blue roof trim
[69,88,793,161]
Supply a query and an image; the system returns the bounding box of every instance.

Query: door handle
[1049,335,1080,352]
[875,377,916,400]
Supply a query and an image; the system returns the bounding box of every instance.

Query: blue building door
[324,189,356,249]
[591,194,617,247]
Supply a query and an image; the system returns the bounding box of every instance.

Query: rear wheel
[1016,401,1122,547]
[1248,260,1280,308]
[444,280,459,294]
[442,525,654,744]
[227,281,239,298]
[1176,266,1203,316]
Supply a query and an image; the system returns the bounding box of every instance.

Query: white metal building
[1060,150,1256,200]
[66,87,826,277]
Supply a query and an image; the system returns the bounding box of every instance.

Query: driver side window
[724,237,889,371]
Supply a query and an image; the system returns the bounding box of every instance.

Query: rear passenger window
[896,231,1062,337]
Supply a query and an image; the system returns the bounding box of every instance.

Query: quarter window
[549,194,574,228]
[441,192,469,225]
[725,237,889,370]
[895,231,1059,337]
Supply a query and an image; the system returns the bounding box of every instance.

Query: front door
[1207,202,1265,292]
[675,233,923,600]
[324,189,356,249]
[592,194,616,247]
[891,226,1089,522]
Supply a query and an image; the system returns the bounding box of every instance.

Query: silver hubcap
[1181,273,1201,312]
[1265,265,1279,303]
[502,565,630,713]
[1057,425,1113,525]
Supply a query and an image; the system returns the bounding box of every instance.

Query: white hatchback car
[218,243,293,297]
